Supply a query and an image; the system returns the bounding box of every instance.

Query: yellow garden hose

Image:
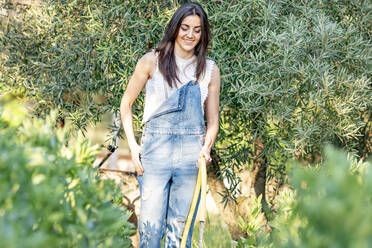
[180,157,207,248]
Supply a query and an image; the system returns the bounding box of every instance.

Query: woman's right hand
[130,143,144,176]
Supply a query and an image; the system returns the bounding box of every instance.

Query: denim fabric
[138,81,206,248]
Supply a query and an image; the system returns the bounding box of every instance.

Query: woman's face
[175,15,202,53]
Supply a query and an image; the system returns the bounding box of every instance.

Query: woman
[120,2,220,247]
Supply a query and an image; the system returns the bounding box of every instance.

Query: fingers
[199,149,212,165]
[130,143,144,175]
[132,154,144,175]
[203,153,212,164]
[136,165,144,176]
[134,159,144,175]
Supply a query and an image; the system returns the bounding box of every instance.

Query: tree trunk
[358,113,372,160]
[207,151,241,240]
[207,144,269,240]
[250,138,268,210]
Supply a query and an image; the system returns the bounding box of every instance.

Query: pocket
[139,132,152,157]
[139,133,145,155]
[198,134,205,148]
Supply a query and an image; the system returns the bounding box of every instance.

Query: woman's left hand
[199,145,212,165]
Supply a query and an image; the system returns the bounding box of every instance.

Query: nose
[187,29,193,38]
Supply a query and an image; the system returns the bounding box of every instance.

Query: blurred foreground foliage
[235,147,372,247]
[0,96,134,248]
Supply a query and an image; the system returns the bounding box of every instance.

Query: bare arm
[200,63,221,163]
[120,52,155,175]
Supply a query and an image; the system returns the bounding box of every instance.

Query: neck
[174,45,194,60]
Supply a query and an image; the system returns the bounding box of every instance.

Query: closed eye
[181,27,201,33]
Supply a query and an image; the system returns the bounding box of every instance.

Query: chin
[182,47,195,52]
[181,44,197,52]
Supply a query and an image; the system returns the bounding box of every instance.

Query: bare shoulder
[141,50,157,65]
[137,50,157,78]
[208,59,220,84]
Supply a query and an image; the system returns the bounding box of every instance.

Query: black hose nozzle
[97,145,117,168]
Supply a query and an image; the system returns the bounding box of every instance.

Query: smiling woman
[120,2,220,248]
[154,2,212,89]
[175,16,202,53]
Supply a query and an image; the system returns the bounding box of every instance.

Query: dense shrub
[238,147,372,248]
[208,0,371,191]
[0,97,134,248]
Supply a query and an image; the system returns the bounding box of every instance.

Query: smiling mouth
[183,40,194,44]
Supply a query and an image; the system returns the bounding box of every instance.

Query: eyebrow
[181,24,201,28]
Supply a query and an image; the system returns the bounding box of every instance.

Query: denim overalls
[138,80,205,248]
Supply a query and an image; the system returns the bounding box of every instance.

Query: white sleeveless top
[142,50,215,123]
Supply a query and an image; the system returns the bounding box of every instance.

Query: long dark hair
[155,2,211,88]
